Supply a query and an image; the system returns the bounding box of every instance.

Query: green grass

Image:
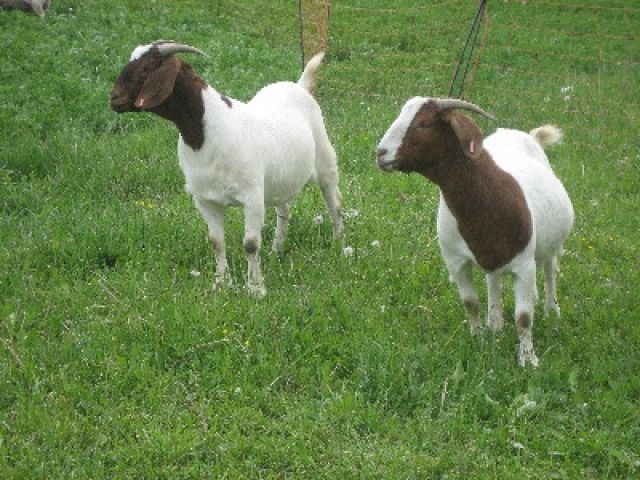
[1,0,639,478]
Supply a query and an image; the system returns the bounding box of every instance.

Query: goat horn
[153,40,207,57]
[434,98,496,121]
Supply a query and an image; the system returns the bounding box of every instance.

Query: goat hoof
[468,319,484,336]
[248,283,266,299]
[517,346,539,368]
[487,312,505,332]
[212,275,232,292]
[544,302,560,317]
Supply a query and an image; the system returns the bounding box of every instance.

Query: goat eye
[417,122,432,130]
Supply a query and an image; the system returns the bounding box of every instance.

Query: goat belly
[180,166,245,206]
[263,167,313,207]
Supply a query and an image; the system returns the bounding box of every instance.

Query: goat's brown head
[110,40,206,113]
[376,97,495,180]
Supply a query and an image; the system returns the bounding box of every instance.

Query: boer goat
[110,41,343,297]
[377,97,574,367]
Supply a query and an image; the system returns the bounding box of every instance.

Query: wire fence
[222,0,638,146]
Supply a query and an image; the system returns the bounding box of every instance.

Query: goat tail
[530,125,563,149]
[298,52,325,93]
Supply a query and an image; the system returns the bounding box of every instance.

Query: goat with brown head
[109,41,344,298]
[377,97,573,368]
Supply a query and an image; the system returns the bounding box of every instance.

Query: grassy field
[1,0,639,478]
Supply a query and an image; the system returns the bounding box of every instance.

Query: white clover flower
[190,270,201,277]
[312,215,324,225]
[343,208,360,219]
[371,240,381,248]
[511,441,525,451]
[342,246,354,257]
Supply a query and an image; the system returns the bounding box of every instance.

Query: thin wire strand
[448,0,488,98]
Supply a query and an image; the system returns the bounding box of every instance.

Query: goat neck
[149,62,208,151]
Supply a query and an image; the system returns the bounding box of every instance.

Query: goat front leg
[272,204,291,253]
[195,199,230,291]
[486,271,504,331]
[543,256,560,316]
[450,261,482,335]
[514,262,539,367]
[243,201,266,298]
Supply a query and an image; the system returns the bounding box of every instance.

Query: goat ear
[134,57,181,110]
[441,110,484,159]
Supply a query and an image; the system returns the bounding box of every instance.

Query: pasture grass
[1,0,639,478]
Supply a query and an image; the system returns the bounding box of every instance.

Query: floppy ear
[135,56,181,110]
[441,109,485,159]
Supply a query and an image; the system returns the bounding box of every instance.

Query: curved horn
[153,40,207,57]
[434,98,496,121]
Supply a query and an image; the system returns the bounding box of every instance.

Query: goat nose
[376,147,388,158]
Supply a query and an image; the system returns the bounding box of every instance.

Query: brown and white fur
[376,97,573,367]
[110,41,343,298]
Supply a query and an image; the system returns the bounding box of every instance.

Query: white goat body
[182,57,343,297]
[181,81,327,209]
[111,43,343,297]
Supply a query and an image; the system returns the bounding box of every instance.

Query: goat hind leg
[514,263,539,367]
[243,202,266,298]
[543,256,560,316]
[314,138,344,241]
[272,204,291,253]
[320,180,344,241]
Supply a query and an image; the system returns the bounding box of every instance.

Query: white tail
[530,125,563,149]
[298,52,325,92]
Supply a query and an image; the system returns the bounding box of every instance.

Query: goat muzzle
[109,91,132,113]
[376,147,396,172]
